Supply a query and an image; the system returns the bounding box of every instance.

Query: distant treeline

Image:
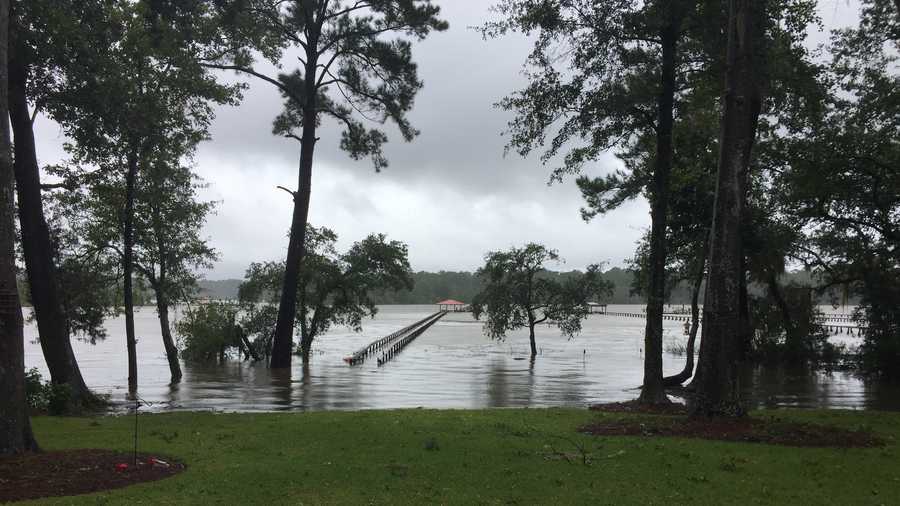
[197,268,851,306]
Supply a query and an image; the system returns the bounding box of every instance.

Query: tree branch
[276,185,297,199]
[200,63,304,105]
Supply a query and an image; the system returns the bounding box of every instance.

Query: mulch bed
[0,449,184,503]
[579,415,884,448]
[590,401,689,416]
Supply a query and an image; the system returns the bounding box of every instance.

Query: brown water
[22,305,900,412]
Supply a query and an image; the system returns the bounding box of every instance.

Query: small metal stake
[133,398,139,466]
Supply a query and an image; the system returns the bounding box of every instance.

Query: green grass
[23,408,900,505]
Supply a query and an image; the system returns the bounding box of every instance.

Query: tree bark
[528,322,537,357]
[237,325,260,361]
[664,248,706,386]
[766,271,801,360]
[692,0,765,417]
[123,148,138,396]
[270,46,319,369]
[299,313,318,363]
[7,10,92,406]
[639,5,682,405]
[0,0,38,454]
[300,335,313,363]
[299,305,322,363]
[150,198,182,383]
[155,297,181,383]
[766,272,792,332]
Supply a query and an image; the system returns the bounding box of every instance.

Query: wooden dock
[344,311,447,366]
[596,311,867,335]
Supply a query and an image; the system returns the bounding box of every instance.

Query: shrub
[25,368,72,415]
[748,291,837,366]
[856,270,900,377]
[176,302,242,362]
[25,368,46,411]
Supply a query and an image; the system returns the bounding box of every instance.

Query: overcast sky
[32,0,862,280]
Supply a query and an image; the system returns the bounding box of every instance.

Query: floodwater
[23,305,900,412]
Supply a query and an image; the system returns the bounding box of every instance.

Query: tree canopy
[203,0,446,368]
[237,226,413,360]
[472,243,613,357]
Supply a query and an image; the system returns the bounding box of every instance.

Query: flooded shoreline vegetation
[23,305,900,413]
[471,243,613,358]
[235,226,414,362]
[200,0,447,370]
[2,0,898,488]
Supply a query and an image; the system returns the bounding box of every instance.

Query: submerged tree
[176,302,244,363]
[471,244,613,358]
[485,0,698,403]
[488,0,820,400]
[0,0,38,454]
[50,0,238,394]
[6,0,113,407]
[692,0,768,417]
[134,151,218,383]
[207,0,447,368]
[238,226,413,361]
[773,0,900,377]
[56,134,219,386]
[42,189,122,344]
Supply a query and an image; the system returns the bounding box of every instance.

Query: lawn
[18,408,900,505]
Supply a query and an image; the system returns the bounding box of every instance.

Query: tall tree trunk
[300,333,314,363]
[151,200,181,383]
[123,148,138,396]
[0,0,37,453]
[739,255,751,358]
[298,307,315,363]
[692,0,765,417]
[664,247,706,386]
[270,50,319,369]
[155,296,181,383]
[639,6,682,404]
[528,323,537,357]
[766,272,792,331]
[766,271,801,360]
[7,12,92,407]
[299,341,310,363]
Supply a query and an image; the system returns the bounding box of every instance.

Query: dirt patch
[579,415,883,448]
[589,400,688,416]
[0,449,184,503]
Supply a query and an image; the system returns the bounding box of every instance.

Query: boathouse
[436,299,469,312]
[587,302,607,314]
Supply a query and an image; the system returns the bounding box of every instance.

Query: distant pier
[596,310,867,335]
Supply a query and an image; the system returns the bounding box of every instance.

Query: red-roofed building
[436,299,469,312]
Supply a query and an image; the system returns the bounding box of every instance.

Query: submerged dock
[597,311,866,334]
[344,311,447,366]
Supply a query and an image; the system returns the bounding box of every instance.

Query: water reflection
[484,358,536,406]
[21,305,900,412]
[269,367,293,410]
[740,364,900,411]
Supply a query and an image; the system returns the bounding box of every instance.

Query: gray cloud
[32,0,862,279]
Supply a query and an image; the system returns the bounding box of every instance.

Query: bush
[748,289,838,366]
[664,339,688,356]
[856,270,900,378]
[238,303,278,361]
[25,368,45,410]
[25,368,72,415]
[176,302,242,362]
